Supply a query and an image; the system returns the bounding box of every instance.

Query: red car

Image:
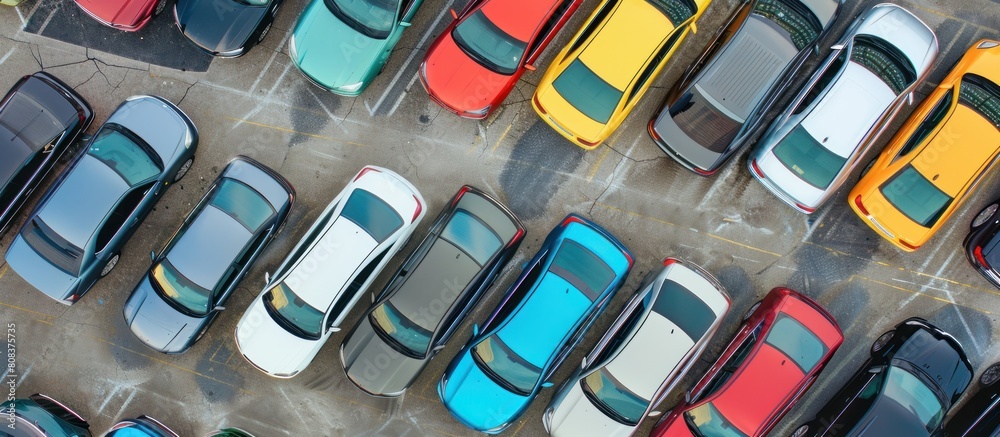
[418,0,581,119]
[74,0,169,31]
[651,287,843,437]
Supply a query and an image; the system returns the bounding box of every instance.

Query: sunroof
[753,0,822,50]
[959,74,1000,129]
[647,0,696,25]
[850,36,915,95]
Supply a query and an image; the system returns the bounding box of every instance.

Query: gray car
[4,95,198,304]
[340,185,526,397]
[649,0,843,175]
[123,156,294,354]
[748,3,937,213]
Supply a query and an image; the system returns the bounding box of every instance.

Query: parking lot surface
[1,0,1000,435]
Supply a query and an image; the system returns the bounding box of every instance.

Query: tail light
[796,203,816,214]
[647,119,662,142]
[411,196,423,222]
[750,159,764,178]
[975,246,990,267]
[577,137,600,148]
[854,195,869,216]
[693,167,716,176]
[533,94,547,115]
[506,228,525,248]
[561,215,585,227]
[899,240,920,250]
[354,166,379,181]
[663,258,677,267]
[451,186,471,206]
[623,250,634,267]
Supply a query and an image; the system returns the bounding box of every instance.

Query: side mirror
[472,324,480,336]
[42,143,54,154]
[329,327,341,333]
[371,293,376,303]
[400,21,411,27]
[907,92,914,105]
[79,133,93,144]
[150,251,156,261]
[264,272,271,285]
[215,306,226,311]
[684,390,692,404]
[432,344,447,352]
[831,43,845,50]
[524,64,536,71]
[541,381,554,388]
[450,8,457,19]
[868,367,882,374]
[648,410,663,418]
[581,357,588,368]
[690,23,697,34]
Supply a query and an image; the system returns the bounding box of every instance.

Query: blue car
[437,213,633,433]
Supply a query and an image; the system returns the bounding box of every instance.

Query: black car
[0,393,91,437]
[0,72,93,237]
[792,318,973,437]
[174,0,285,57]
[124,156,294,353]
[964,201,1000,289]
[943,362,1000,436]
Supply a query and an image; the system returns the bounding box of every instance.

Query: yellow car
[850,39,1000,251]
[532,0,709,149]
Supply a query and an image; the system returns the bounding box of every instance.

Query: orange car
[850,40,1000,251]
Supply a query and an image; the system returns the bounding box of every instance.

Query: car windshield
[685,401,748,437]
[552,59,623,124]
[850,36,916,95]
[884,366,945,431]
[370,300,433,356]
[581,368,648,425]
[880,165,952,227]
[87,127,161,186]
[549,240,615,301]
[452,10,527,75]
[764,314,827,373]
[152,258,212,315]
[646,0,695,25]
[958,74,1000,129]
[472,335,540,395]
[439,210,502,265]
[210,179,275,232]
[653,279,717,339]
[326,0,398,39]
[264,282,325,339]
[752,0,821,50]
[341,189,404,243]
[20,217,83,276]
[772,125,846,189]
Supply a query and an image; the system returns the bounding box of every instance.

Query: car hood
[124,278,204,353]
[548,383,635,437]
[235,297,323,376]
[4,236,78,301]
[441,351,529,431]
[341,319,428,396]
[75,0,148,27]
[895,331,972,403]
[176,0,266,53]
[290,0,388,90]
[422,34,513,112]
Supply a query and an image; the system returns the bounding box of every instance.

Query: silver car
[542,257,731,436]
[748,3,937,213]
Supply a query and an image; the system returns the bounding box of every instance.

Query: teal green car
[289,0,424,95]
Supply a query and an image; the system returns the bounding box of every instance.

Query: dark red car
[418,0,581,119]
[650,287,843,437]
[74,0,169,32]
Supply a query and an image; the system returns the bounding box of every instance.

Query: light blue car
[438,213,633,434]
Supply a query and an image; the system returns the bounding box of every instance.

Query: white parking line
[15,6,26,27]
[249,26,295,95]
[35,4,58,35]
[0,47,15,66]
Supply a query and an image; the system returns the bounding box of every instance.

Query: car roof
[37,155,130,248]
[577,0,676,90]
[801,62,898,157]
[479,0,559,41]
[166,206,253,290]
[912,102,1000,197]
[0,76,79,189]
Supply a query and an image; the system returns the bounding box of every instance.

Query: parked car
[748,4,937,213]
[340,185,525,396]
[288,0,423,95]
[74,0,170,31]
[542,257,731,436]
[964,198,1000,289]
[1,0,23,6]
[174,0,285,57]
[438,214,633,434]
[648,0,843,175]
[532,0,710,149]
[0,71,93,237]
[650,287,842,437]
[207,428,255,437]
[1,393,91,437]
[4,95,198,305]
[105,416,178,437]
[943,362,1000,436]
[419,0,583,119]
[235,166,424,378]
[791,318,972,436]
[851,39,1000,251]
[124,156,294,354]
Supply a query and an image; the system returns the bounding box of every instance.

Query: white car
[748,3,937,214]
[542,257,731,436]
[234,166,425,378]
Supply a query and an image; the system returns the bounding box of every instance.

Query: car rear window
[850,36,916,95]
[753,0,822,50]
[552,59,623,124]
[341,189,404,243]
[440,210,502,266]
[549,240,615,301]
[671,88,741,153]
[652,279,717,340]
[647,0,696,25]
[87,127,161,186]
[958,74,1000,129]
[764,314,827,373]
[210,179,275,232]
[21,217,83,276]
[0,92,65,154]
[772,125,845,189]
[879,165,952,227]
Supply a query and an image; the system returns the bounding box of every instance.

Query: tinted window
[850,37,916,95]
[452,10,527,75]
[341,189,404,243]
[885,366,946,431]
[153,259,212,315]
[472,335,540,395]
[753,0,821,50]
[670,89,741,153]
[582,368,648,425]
[958,74,1000,129]
[880,165,952,227]
[87,128,160,186]
[95,182,153,252]
[326,0,399,39]
[549,240,615,301]
[440,210,502,266]
[772,125,846,189]
[21,218,83,276]
[210,179,275,232]
[898,90,954,158]
[647,0,695,25]
[370,301,433,355]
[764,314,827,372]
[653,279,717,340]
[685,401,748,437]
[552,59,623,124]
[265,282,324,339]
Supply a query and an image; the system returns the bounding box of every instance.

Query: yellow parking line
[912,5,991,30]
[0,264,7,280]
[706,234,782,257]
[224,117,368,147]
[0,300,58,320]
[489,122,516,155]
[851,275,995,315]
[587,145,613,181]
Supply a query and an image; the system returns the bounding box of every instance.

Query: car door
[819,365,886,433]
[689,322,763,403]
[94,181,157,259]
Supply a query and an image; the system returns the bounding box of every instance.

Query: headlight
[438,374,449,396]
[467,105,491,117]
[183,128,194,148]
[979,40,1000,49]
[339,82,364,93]
[542,408,554,433]
[218,47,244,57]
[273,369,299,378]
[125,95,144,102]
[288,34,298,60]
